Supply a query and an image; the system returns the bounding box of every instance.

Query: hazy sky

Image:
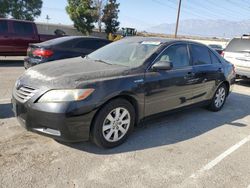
[36,0,250,30]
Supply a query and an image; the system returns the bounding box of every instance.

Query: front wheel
[91,99,135,148]
[208,84,227,112]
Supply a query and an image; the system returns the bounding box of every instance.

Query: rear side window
[55,41,73,48]
[0,20,8,33]
[191,44,211,65]
[225,38,250,52]
[13,22,34,35]
[75,39,109,50]
[210,51,221,64]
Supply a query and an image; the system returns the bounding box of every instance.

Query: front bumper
[11,96,97,142]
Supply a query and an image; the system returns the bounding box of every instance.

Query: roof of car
[124,36,173,43]
[56,36,108,40]
[0,18,35,23]
[34,36,110,46]
[123,36,206,46]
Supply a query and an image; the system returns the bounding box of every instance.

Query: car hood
[19,57,132,89]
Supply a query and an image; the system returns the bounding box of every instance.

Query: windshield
[87,39,161,67]
[225,38,250,52]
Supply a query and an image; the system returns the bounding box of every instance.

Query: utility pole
[45,15,50,32]
[174,0,182,38]
[46,15,50,23]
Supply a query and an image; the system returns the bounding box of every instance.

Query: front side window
[88,39,161,67]
[155,44,190,69]
[191,44,211,65]
[13,22,34,35]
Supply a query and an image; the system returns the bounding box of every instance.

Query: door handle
[217,68,222,72]
[184,72,195,79]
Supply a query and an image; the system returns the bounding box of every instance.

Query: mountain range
[147,19,250,38]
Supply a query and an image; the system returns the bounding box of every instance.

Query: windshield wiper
[93,59,112,65]
[84,56,112,65]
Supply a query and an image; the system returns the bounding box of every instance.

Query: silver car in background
[223,37,250,79]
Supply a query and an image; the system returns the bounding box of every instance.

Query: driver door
[144,43,196,116]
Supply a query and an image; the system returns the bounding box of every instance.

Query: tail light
[27,47,32,56]
[221,51,225,57]
[32,49,54,58]
[232,64,236,75]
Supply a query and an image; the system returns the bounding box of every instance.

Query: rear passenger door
[144,43,196,116]
[12,21,38,54]
[0,20,13,53]
[190,44,223,103]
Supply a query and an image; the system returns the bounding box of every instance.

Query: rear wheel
[91,98,135,148]
[208,84,227,112]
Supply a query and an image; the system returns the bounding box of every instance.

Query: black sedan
[24,36,111,69]
[12,37,235,148]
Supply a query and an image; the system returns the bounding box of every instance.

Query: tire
[208,83,227,112]
[91,98,135,148]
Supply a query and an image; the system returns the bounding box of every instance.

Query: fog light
[34,128,61,136]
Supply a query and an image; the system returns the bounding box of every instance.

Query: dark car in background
[12,37,235,148]
[208,44,224,55]
[0,18,63,56]
[24,36,111,69]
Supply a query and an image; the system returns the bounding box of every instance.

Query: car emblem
[15,80,22,90]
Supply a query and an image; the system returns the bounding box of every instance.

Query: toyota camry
[12,37,235,148]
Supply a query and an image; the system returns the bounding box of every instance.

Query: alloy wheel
[214,87,226,108]
[102,107,131,142]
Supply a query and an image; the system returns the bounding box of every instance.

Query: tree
[93,0,105,32]
[102,0,120,34]
[0,0,43,21]
[0,0,10,18]
[66,0,97,35]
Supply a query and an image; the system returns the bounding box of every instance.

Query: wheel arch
[221,80,230,96]
[89,93,140,137]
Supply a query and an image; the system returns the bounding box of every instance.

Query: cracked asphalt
[0,60,250,188]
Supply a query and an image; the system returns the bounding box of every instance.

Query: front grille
[15,86,37,103]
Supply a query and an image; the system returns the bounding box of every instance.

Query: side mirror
[152,61,173,71]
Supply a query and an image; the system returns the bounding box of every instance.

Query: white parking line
[190,135,250,179]
[248,184,250,188]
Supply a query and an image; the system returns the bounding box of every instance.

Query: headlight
[38,89,94,103]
